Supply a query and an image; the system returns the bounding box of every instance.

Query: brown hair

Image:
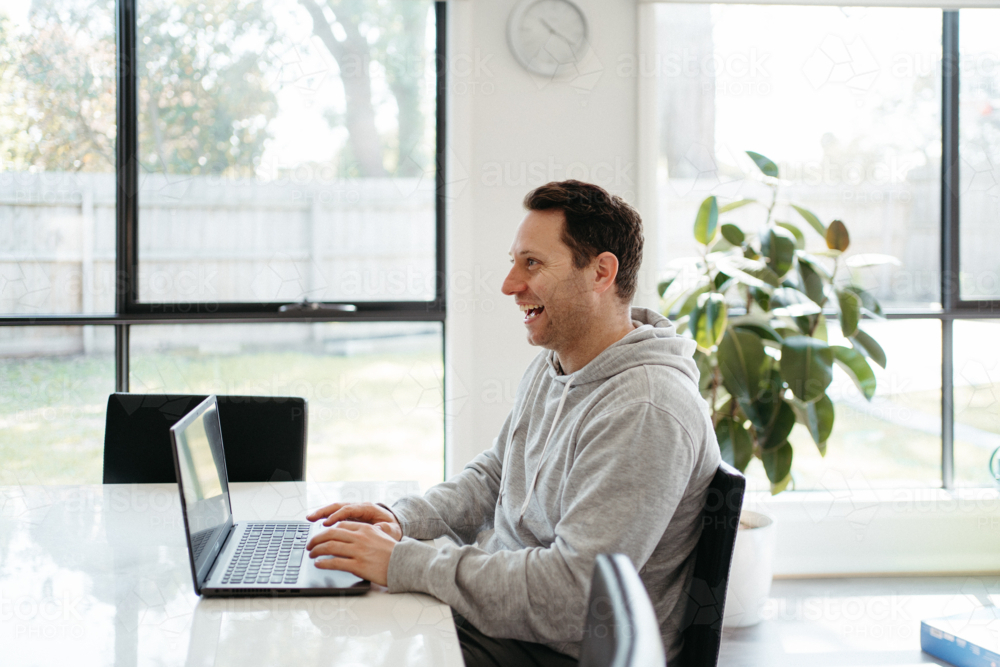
[523,180,643,303]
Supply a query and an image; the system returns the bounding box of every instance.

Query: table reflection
[0,482,461,667]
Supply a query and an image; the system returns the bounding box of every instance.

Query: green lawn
[2,349,445,491]
[0,353,114,485]
[5,350,999,492]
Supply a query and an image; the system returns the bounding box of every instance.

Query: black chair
[579,553,666,667]
[103,393,308,484]
[676,461,746,667]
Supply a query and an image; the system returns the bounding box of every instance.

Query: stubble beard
[527,275,593,357]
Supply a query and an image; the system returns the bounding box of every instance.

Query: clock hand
[539,17,574,46]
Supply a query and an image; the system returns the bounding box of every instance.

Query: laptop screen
[170,396,233,591]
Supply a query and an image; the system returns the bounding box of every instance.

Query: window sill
[743,488,1000,577]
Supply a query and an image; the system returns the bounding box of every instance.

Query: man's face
[501,209,594,352]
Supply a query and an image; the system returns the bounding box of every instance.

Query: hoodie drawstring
[498,370,546,506]
[517,376,574,527]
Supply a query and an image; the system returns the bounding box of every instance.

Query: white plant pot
[722,509,777,628]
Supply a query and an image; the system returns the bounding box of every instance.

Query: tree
[0,0,279,176]
[137,0,280,176]
[0,9,116,172]
[299,0,430,177]
[1,0,433,179]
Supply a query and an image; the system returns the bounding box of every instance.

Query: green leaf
[657,278,673,298]
[811,313,828,342]
[761,399,796,451]
[826,219,850,252]
[771,287,822,317]
[832,345,877,401]
[710,236,735,253]
[836,289,861,337]
[721,223,745,245]
[715,256,781,289]
[690,293,728,349]
[695,349,714,395]
[713,271,731,291]
[774,326,800,340]
[746,150,779,178]
[791,204,826,237]
[796,251,832,278]
[798,256,826,305]
[850,328,887,369]
[781,336,834,403]
[694,196,719,245]
[804,393,834,453]
[676,284,710,318]
[776,221,806,250]
[751,286,771,312]
[843,285,884,317]
[716,416,753,472]
[762,441,793,492]
[745,369,783,432]
[760,226,797,277]
[719,198,756,213]
[730,314,783,343]
[661,275,709,316]
[717,327,766,402]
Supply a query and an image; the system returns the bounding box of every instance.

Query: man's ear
[592,252,620,295]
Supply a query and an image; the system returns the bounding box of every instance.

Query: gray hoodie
[386,307,721,661]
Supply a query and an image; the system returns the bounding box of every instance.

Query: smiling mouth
[519,304,544,323]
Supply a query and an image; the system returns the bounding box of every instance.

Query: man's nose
[501,267,522,296]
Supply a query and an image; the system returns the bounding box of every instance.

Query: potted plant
[659,150,896,625]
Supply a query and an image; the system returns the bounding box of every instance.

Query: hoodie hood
[545,306,699,387]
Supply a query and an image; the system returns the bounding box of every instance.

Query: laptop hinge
[205,522,239,585]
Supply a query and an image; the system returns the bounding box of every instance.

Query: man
[305,180,720,666]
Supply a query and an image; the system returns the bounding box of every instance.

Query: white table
[0,481,464,667]
[720,575,1000,666]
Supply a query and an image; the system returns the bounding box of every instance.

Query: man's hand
[306,521,397,586]
[306,501,403,542]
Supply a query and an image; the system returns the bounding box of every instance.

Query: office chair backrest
[676,461,746,667]
[579,553,666,667]
[103,393,308,484]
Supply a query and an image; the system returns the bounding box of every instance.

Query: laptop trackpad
[302,558,367,589]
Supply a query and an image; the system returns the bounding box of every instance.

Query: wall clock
[507,0,589,77]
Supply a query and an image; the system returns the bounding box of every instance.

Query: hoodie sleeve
[388,410,513,545]
[385,401,702,647]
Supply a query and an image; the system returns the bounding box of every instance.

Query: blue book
[921,607,1000,667]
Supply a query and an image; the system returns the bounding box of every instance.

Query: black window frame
[0,0,448,396]
[849,10,990,489]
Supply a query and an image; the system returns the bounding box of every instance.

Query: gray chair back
[579,553,666,667]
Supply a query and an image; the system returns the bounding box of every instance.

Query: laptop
[168,394,370,597]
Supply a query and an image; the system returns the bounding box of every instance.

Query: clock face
[508,0,588,77]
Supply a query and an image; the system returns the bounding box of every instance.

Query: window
[656,4,995,490]
[0,0,446,486]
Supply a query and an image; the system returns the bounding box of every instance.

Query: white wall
[445,0,654,475]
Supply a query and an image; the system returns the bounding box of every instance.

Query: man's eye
[526,259,537,266]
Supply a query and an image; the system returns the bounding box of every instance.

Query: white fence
[0,171,437,356]
[3,169,997,356]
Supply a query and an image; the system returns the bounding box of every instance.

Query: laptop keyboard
[222,524,310,586]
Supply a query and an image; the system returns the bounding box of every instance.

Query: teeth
[519,304,541,312]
